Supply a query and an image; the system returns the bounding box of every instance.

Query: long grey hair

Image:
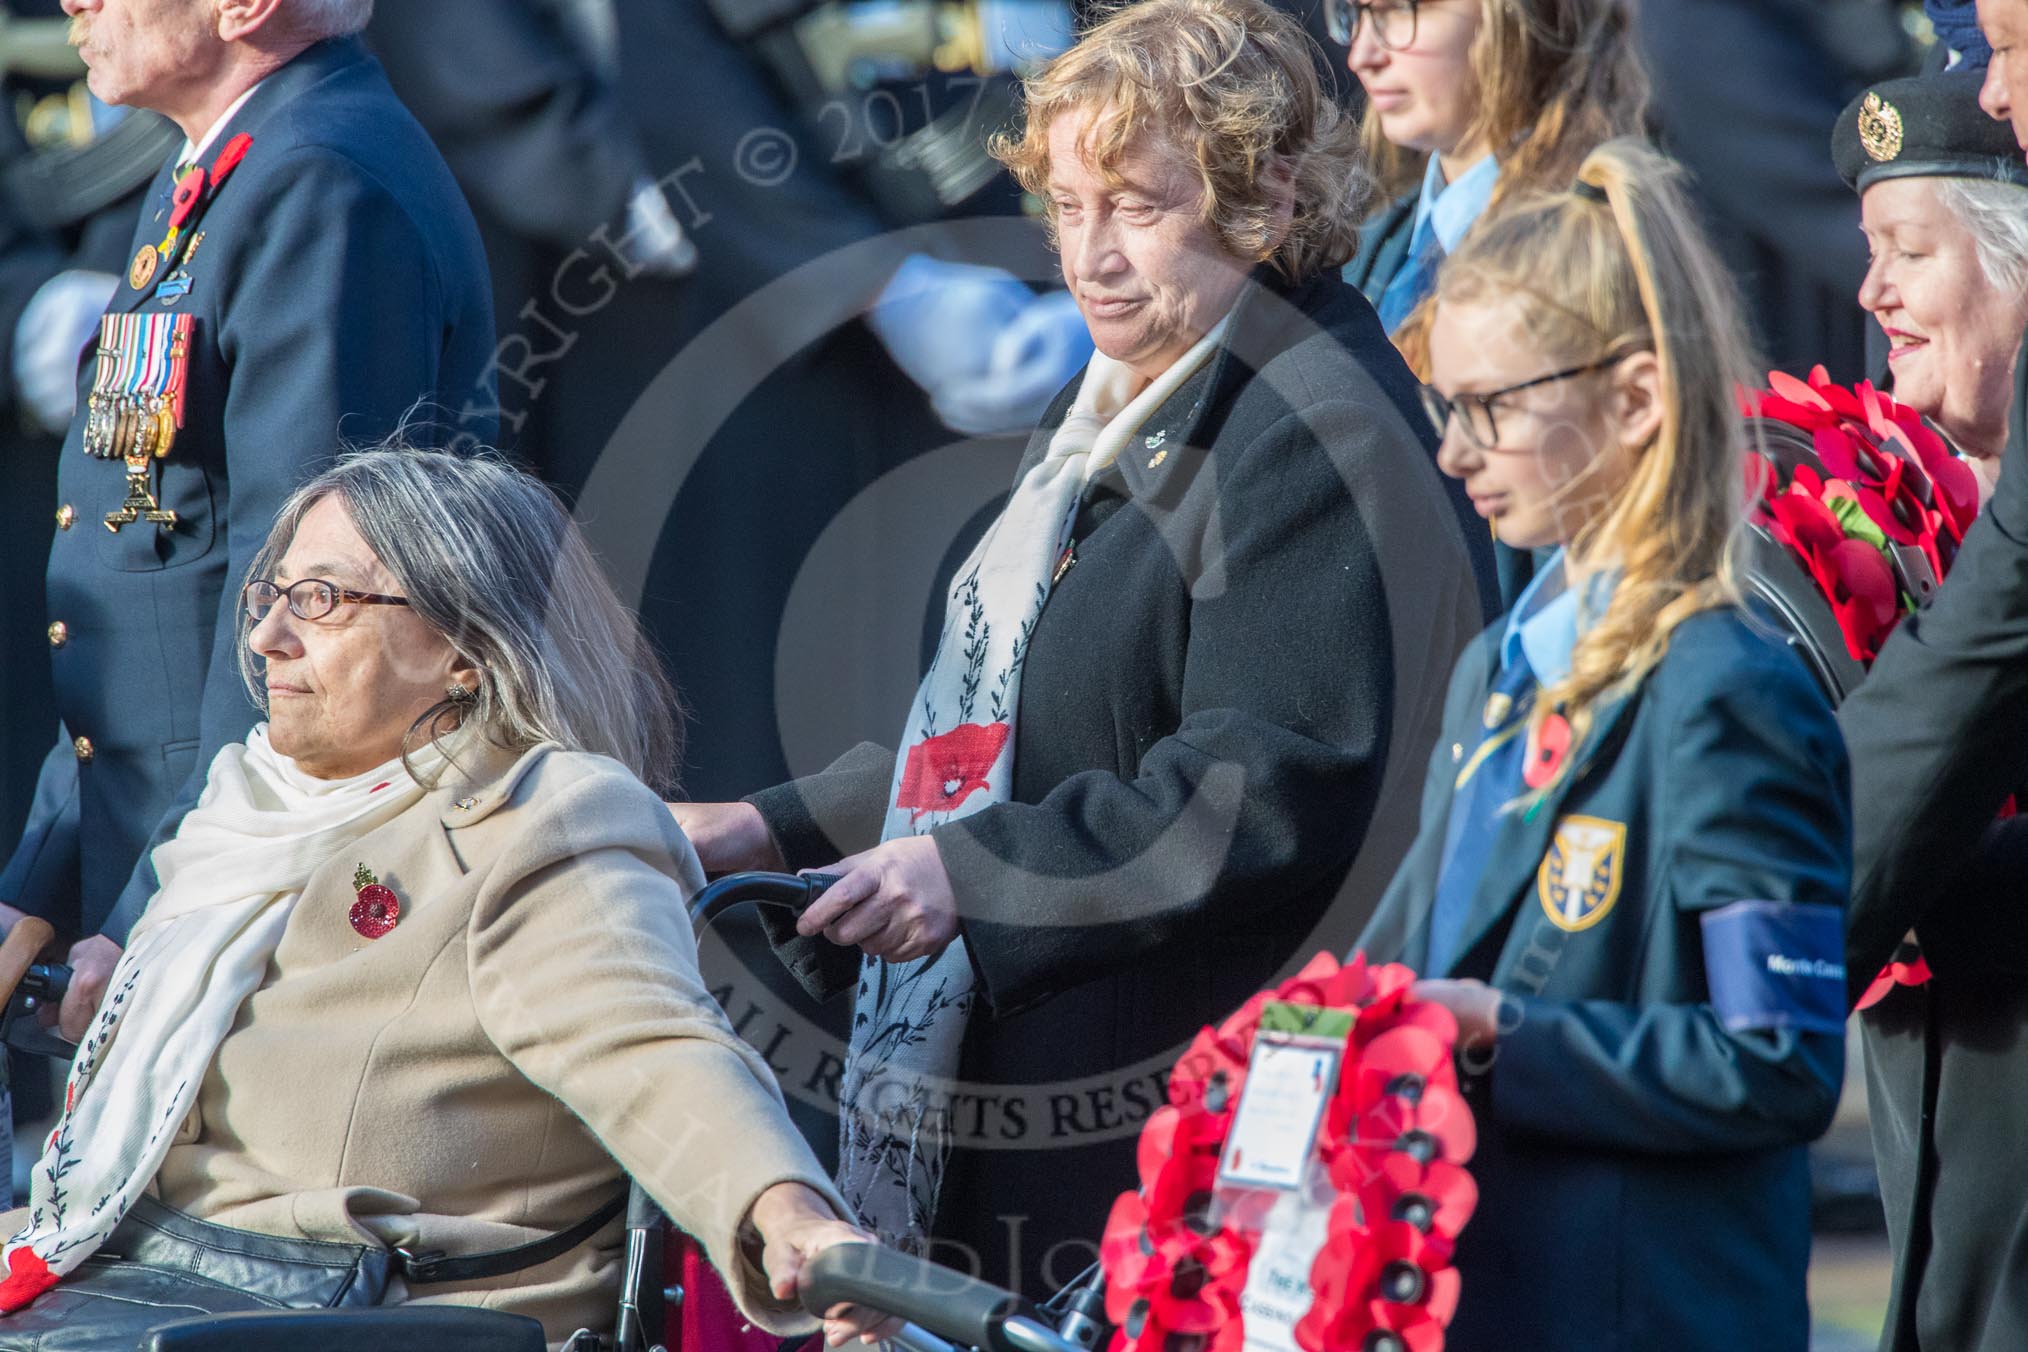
[238,446,684,794]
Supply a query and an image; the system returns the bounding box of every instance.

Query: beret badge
[1859,92,1905,163]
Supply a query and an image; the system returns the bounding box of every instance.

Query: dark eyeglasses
[243,578,411,622]
[1327,0,1418,49]
[1418,356,1631,450]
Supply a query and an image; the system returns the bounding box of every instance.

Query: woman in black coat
[674,0,1494,1298]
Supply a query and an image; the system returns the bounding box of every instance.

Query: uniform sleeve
[1486,651,1852,1154]
[1839,337,2028,992]
[467,767,846,1335]
[367,0,644,245]
[934,400,1421,1017]
[99,146,481,943]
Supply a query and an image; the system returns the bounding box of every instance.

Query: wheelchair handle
[801,1244,1072,1352]
[687,870,840,932]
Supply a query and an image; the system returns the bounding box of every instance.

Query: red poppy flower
[1342,1081,1476,1188]
[892,722,1010,820]
[1363,1219,1463,1329]
[1361,1154,1478,1244]
[1169,1024,1251,1118]
[1101,1192,1250,1337]
[1295,1209,1385,1352]
[1350,974,1428,1052]
[1856,945,1934,1012]
[1344,1027,1458,1117]
[0,1246,56,1313]
[1136,1106,1225,1221]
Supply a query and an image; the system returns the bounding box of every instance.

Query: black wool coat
[1838,338,2028,1352]
[751,267,1496,1296]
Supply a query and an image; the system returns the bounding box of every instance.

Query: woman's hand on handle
[750,1182,900,1346]
[795,836,958,963]
[667,801,786,874]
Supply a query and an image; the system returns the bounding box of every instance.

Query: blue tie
[1376,216,1444,334]
[1424,654,1539,976]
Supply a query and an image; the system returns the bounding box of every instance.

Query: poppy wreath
[1742,366,1977,663]
[1743,366,1983,1009]
[1099,952,1478,1352]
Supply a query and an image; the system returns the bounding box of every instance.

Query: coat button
[46,621,67,649]
[73,735,94,764]
[55,505,75,531]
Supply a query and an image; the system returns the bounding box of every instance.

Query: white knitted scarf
[0,727,443,1312]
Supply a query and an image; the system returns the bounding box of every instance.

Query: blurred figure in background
[1640,0,1912,386]
[373,0,1090,798]
[1338,0,1647,610]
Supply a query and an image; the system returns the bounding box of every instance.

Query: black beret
[1833,70,2028,193]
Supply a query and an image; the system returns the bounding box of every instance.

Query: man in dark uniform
[1835,11,2028,1347]
[0,1,176,849]
[0,0,494,1040]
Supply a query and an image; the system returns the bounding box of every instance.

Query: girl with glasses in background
[1338,0,1646,608]
[1356,140,1853,1351]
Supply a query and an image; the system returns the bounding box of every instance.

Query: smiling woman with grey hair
[1837,70,2028,495]
[0,448,892,1351]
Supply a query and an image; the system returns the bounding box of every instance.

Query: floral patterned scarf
[837,317,1230,1253]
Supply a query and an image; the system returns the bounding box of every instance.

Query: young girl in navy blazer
[1358,139,1852,1352]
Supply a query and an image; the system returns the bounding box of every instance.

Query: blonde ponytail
[1433,138,1760,798]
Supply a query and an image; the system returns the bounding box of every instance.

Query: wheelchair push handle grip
[687,870,841,931]
[801,1243,1046,1352]
[0,916,55,1009]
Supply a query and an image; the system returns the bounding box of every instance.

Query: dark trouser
[0,1195,391,1351]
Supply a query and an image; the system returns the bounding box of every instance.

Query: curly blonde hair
[991,0,1366,282]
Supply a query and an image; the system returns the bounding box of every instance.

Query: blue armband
[1699,899,1846,1036]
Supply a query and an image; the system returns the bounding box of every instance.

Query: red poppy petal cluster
[1105,952,1478,1352]
[1746,366,1976,663]
[0,1246,56,1314]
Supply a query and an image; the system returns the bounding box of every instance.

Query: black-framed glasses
[1418,356,1631,450]
[243,578,411,622]
[1327,0,1418,49]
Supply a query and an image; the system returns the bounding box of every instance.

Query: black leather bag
[0,1195,392,1351]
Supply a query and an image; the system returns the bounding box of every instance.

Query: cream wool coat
[14,741,843,1345]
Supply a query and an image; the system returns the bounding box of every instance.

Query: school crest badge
[1537,815,1626,932]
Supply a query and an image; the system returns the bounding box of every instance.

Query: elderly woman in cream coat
[0,450,882,1350]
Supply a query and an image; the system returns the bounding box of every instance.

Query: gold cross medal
[85,311,195,532]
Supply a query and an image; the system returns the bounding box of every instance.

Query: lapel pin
[1522,713,1572,791]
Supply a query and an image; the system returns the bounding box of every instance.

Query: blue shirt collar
[1411,151,1500,257]
[1499,550,1616,686]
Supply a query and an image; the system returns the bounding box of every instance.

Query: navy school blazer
[1358,604,1852,1352]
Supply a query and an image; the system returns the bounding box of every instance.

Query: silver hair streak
[238,444,684,794]
[1937,174,2028,297]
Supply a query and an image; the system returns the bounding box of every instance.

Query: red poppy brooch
[350,864,401,939]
